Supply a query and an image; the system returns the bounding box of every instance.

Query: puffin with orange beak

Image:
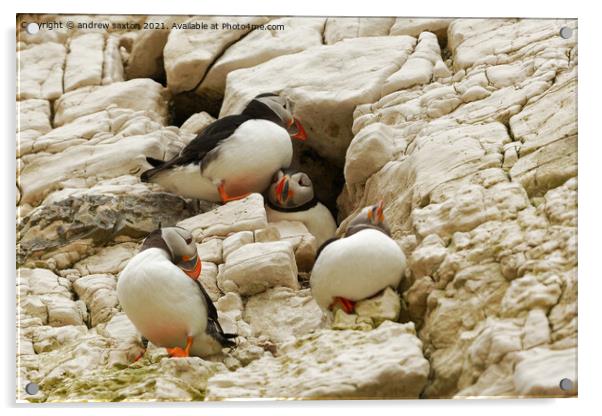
[310,201,406,315]
[141,93,307,203]
[117,227,236,359]
[265,169,336,247]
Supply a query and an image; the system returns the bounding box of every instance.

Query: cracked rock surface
[17,16,577,401]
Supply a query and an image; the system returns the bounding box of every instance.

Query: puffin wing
[180,114,252,164]
[193,279,237,347]
[141,114,252,182]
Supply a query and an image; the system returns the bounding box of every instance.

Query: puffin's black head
[141,226,202,280]
[345,200,391,237]
[267,169,315,209]
[243,93,307,141]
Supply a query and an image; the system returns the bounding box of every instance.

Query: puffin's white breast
[266,203,337,247]
[310,229,406,310]
[202,119,293,195]
[117,248,208,349]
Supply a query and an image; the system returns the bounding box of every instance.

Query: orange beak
[376,200,385,223]
[291,118,307,141]
[275,176,294,204]
[180,255,202,280]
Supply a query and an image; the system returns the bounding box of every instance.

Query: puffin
[265,169,337,247]
[141,93,307,203]
[117,226,236,358]
[310,201,406,314]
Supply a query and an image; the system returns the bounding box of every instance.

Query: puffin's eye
[299,175,311,187]
[185,236,193,245]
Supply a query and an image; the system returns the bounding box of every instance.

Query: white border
[3,1,600,415]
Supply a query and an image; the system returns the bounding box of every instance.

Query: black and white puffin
[141,93,307,203]
[117,227,236,358]
[265,169,336,247]
[310,201,406,314]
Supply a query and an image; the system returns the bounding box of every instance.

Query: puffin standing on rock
[141,93,307,203]
[265,169,337,247]
[310,201,406,314]
[117,227,237,358]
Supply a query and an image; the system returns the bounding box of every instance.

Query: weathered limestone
[54,78,171,127]
[64,33,105,92]
[177,194,268,241]
[206,321,429,399]
[17,42,66,100]
[73,274,119,326]
[243,287,322,344]
[218,241,298,296]
[164,16,270,94]
[323,17,396,44]
[197,17,325,101]
[221,36,417,165]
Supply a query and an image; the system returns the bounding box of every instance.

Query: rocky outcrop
[206,321,429,399]
[338,18,578,399]
[17,15,577,402]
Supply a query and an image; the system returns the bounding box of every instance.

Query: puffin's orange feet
[218,182,251,203]
[166,336,193,358]
[330,297,356,314]
[132,350,146,363]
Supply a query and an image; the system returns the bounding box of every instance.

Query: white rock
[486,62,534,89]
[64,33,105,92]
[216,292,243,313]
[448,19,576,70]
[17,99,51,133]
[32,325,88,353]
[195,239,223,264]
[323,17,395,44]
[206,321,429,399]
[197,17,325,99]
[267,221,318,271]
[199,262,221,302]
[243,287,322,344]
[19,124,182,205]
[253,226,281,243]
[344,122,397,185]
[17,99,52,156]
[389,18,451,38]
[382,32,443,95]
[522,308,551,349]
[222,231,254,261]
[500,274,562,317]
[125,16,187,80]
[509,70,577,196]
[164,16,269,94]
[74,243,138,275]
[355,287,402,326]
[218,241,298,296]
[461,85,491,102]
[54,78,171,127]
[513,347,577,396]
[73,274,119,326]
[17,42,66,100]
[102,34,125,85]
[179,112,215,136]
[177,194,268,240]
[43,296,86,327]
[408,234,447,279]
[221,36,416,165]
